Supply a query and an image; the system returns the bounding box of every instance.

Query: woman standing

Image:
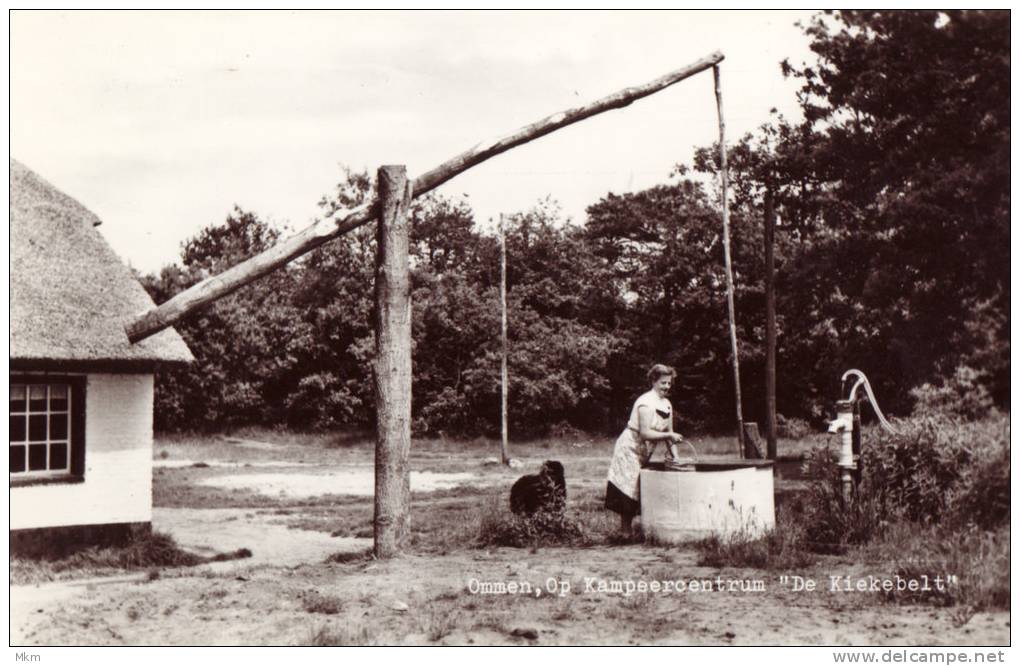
[605,364,685,534]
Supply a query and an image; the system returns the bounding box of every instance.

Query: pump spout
[840,369,899,434]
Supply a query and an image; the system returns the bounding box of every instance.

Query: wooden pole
[712,64,745,457]
[373,165,413,559]
[126,51,725,344]
[764,184,778,459]
[499,215,510,465]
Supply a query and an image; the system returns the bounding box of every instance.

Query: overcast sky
[11,10,818,273]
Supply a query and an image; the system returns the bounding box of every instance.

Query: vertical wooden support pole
[499,215,510,465]
[764,185,778,459]
[374,165,413,559]
[713,65,745,457]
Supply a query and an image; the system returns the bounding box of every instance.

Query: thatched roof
[10,159,193,368]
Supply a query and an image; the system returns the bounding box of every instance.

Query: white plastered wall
[11,373,154,530]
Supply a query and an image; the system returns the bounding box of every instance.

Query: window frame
[10,374,86,487]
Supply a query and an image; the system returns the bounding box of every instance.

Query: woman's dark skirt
[605,481,640,517]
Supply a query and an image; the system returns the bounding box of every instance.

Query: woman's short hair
[647,363,677,385]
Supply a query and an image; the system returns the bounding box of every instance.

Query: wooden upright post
[499,215,510,465]
[713,65,745,457]
[374,165,413,559]
[764,184,778,459]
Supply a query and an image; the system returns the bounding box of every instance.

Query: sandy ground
[10,435,1011,646]
[196,469,501,498]
[11,546,1010,646]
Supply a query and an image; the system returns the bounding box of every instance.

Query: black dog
[510,460,566,516]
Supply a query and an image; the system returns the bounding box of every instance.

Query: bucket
[639,460,776,543]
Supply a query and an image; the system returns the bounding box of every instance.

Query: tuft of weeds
[208,547,252,562]
[306,623,375,646]
[301,591,347,615]
[417,607,461,642]
[430,589,462,602]
[326,548,374,564]
[620,592,655,612]
[477,499,585,549]
[695,509,815,570]
[550,597,579,622]
[605,592,653,620]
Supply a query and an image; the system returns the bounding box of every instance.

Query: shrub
[865,417,971,524]
[799,445,901,553]
[477,500,584,549]
[776,414,813,440]
[799,412,1009,551]
[910,365,994,421]
[948,414,1010,529]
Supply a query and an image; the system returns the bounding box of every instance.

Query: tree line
[142,11,1008,436]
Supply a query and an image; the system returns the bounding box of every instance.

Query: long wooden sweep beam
[126,51,724,343]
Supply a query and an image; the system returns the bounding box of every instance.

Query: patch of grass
[550,598,579,622]
[411,498,490,554]
[605,530,645,546]
[10,531,251,585]
[301,591,347,615]
[620,592,655,612]
[695,509,815,570]
[417,606,461,642]
[859,523,1009,611]
[306,622,375,646]
[430,589,463,602]
[208,547,252,562]
[326,548,374,564]
[604,592,655,620]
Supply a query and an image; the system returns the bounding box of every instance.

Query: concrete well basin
[639,460,776,543]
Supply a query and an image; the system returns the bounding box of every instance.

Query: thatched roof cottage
[10,159,193,556]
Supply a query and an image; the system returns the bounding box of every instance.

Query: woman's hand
[670,432,684,443]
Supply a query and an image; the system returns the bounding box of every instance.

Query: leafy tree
[412,201,623,436]
[145,13,1008,434]
[143,208,309,430]
[783,10,1010,410]
[584,179,766,431]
